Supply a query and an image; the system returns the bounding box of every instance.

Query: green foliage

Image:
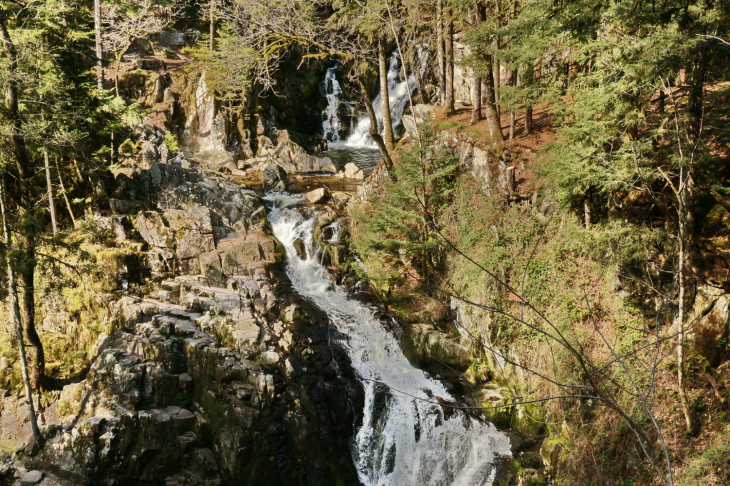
[353,124,460,286]
[677,438,730,485]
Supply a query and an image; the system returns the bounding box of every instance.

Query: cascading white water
[265,193,511,486]
[346,50,417,147]
[322,65,345,143]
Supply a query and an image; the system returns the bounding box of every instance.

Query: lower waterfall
[265,193,511,486]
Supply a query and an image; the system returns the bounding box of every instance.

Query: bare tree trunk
[524,105,532,135]
[356,73,394,173]
[20,242,44,389]
[209,0,216,51]
[94,0,103,91]
[658,88,665,115]
[0,176,43,447]
[43,150,57,235]
[444,9,455,114]
[584,198,591,229]
[56,161,78,228]
[379,37,395,153]
[471,77,482,124]
[493,0,501,107]
[676,176,696,435]
[470,8,482,125]
[687,60,705,140]
[481,56,504,141]
[509,69,517,139]
[436,0,446,106]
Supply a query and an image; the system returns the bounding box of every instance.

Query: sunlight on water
[264,193,511,486]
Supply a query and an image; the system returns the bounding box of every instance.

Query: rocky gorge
[1,7,729,484]
[0,62,519,484]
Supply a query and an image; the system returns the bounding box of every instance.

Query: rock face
[458,140,491,195]
[0,114,364,486]
[180,73,235,169]
[25,271,362,485]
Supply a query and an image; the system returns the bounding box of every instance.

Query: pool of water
[319,145,382,175]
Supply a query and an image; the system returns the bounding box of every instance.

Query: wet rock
[292,238,307,260]
[306,187,329,204]
[263,163,288,190]
[344,163,364,180]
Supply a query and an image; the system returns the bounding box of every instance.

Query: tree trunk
[676,175,697,434]
[56,161,78,228]
[584,197,591,229]
[493,0,501,107]
[94,0,103,91]
[20,239,44,389]
[509,68,517,138]
[356,73,394,173]
[0,176,43,447]
[436,0,446,106]
[471,77,482,124]
[0,18,31,179]
[44,150,57,234]
[469,9,482,125]
[209,0,216,51]
[481,57,504,141]
[687,60,705,140]
[444,9,455,114]
[379,37,395,153]
[525,105,532,135]
[658,88,665,115]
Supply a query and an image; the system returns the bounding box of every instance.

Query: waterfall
[265,193,511,486]
[322,64,345,143]
[345,50,417,148]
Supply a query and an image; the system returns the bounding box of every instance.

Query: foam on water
[265,193,511,486]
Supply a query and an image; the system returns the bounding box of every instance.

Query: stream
[265,194,511,486]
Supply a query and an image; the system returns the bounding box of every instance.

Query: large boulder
[344,163,365,180]
[263,163,287,190]
[306,187,329,204]
[152,31,186,46]
[273,140,337,174]
[164,206,216,263]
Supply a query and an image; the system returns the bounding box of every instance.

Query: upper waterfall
[345,50,417,147]
[322,64,345,143]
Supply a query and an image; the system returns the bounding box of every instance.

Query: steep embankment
[348,102,730,486]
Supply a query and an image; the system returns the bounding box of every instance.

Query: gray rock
[19,470,43,486]
[259,351,279,367]
[319,157,337,173]
[136,212,172,249]
[263,163,287,190]
[152,31,186,46]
